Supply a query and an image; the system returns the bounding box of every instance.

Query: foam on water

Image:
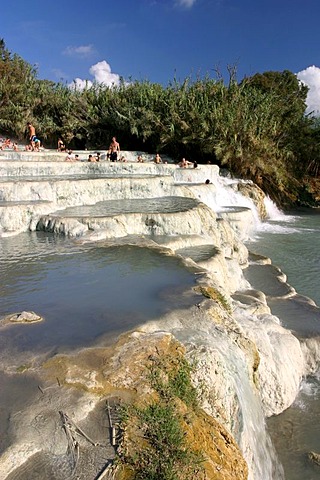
[298,377,320,398]
[264,196,286,220]
[255,222,302,235]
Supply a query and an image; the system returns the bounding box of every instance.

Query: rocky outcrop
[235,181,268,219]
[41,330,248,480]
[1,311,43,324]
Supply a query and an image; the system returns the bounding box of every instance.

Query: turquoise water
[249,208,320,305]
[0,232,197,355]
[0,232,200,461]
[247,208,320,480]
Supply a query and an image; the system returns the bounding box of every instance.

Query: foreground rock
[1,311,43,325]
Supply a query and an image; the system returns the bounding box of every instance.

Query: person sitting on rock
[57,138,66,152]
[33,137,41,151]
[65,149,76,162]
[137,155,144,163]
[1,138,11,150]
[178,158,193,168]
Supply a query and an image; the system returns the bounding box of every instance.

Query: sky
[2,0,320,114]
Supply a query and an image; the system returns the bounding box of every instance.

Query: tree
[0,39,38,138]
[243,70,308,143]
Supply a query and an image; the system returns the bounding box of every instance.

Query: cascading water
[175,173,261,219]
[171,171,287,477]
[178,313,285,480]
[263,196,286,220]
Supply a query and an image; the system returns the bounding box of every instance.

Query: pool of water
[50,196,199,217]
[0,232,198,357]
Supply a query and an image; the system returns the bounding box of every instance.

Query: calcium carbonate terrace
[0,149,221,237]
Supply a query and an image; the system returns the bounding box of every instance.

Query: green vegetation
[16,364,31,373]
[148,353,199,409]
[196,285,231,313]
[1,38,320,207]
[116,354,204,480]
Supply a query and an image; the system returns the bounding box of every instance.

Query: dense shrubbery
[1,39,319,207]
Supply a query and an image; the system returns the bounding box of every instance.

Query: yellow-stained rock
[43,330,248,479]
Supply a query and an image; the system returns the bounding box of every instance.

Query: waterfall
[182,310,285,480]
[174,171,287,478]
[264,196,287,220]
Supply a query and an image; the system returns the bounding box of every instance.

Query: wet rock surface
[1,311,44,325]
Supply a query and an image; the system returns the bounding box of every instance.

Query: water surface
[246,209,320,480]
[0,232,197,357]
[51,196,199,217]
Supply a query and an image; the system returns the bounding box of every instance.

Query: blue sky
[2,0,320,112]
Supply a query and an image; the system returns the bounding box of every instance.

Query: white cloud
[70,78,93,90]
[175,0,197,7]
[69,60,120,90]
[63,45,95,58]
[297,65,320,116]
[89,61,120,85]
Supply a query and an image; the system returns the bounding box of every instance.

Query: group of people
[21,129,202,170]
[0,138,24,152]
[0,138,15,150]
[178,157,197,168]
[62,136,122,163]
[87,152,101,162]
[65,150,80,162]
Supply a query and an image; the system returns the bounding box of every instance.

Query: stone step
[268,295,320,339]
[243,262,295,298]
[0,160,173,177]
[0,157,220,182]
[0,150,173,163]
[0,200,54,236]
[0,174,175,204]
[36,197,219,240]
[176,244,221,262]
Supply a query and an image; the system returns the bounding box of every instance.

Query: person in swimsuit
[57,138,66,152]
[108,137,120,162]
[154,153,162,164]
[27,122,36,149]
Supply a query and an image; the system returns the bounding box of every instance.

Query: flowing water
[246,207,320,480]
